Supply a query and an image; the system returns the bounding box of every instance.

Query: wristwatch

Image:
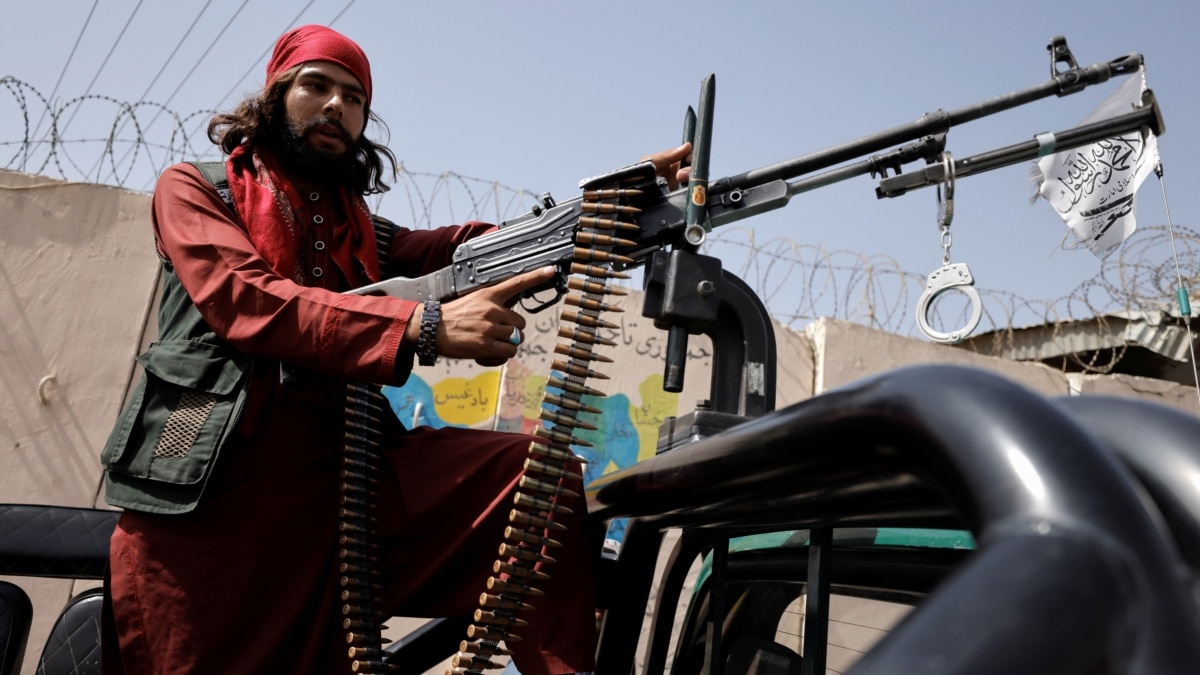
[417,300,441,367]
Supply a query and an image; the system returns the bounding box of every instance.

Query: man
[100,24,689,675]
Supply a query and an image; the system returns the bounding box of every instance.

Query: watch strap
[417,300,441,366]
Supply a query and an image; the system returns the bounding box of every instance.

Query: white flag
[1035,66,1159,259]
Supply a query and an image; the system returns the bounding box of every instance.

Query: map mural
[383,369,679,483]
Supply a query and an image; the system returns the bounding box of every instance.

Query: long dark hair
[207,66,397,195]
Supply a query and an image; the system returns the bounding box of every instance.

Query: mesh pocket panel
[154,391,217,459]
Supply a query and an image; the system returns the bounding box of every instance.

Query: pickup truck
[6,363,1200,675]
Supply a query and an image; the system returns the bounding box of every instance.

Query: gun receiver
[344,165,794,306]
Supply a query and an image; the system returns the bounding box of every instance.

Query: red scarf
[225,143,380,286]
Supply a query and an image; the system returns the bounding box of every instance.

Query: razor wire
[3,78,1196,377]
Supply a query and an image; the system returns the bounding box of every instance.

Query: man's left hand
[643,142,692,190]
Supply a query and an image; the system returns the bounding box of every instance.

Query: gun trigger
[518,273,567,314]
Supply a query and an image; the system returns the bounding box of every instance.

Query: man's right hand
[406,266,558,366]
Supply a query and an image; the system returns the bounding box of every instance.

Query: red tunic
[104,163,596,675]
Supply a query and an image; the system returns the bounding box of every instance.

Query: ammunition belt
[342,381,390,673]
[344,216,395,674]
[447,181,644,674]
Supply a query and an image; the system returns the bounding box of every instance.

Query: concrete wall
[3,170,1197,672]
[1,170,159,670]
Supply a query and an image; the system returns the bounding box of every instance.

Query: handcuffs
[915,152,982,344]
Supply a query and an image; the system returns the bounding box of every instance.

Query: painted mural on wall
[381,291,715,544]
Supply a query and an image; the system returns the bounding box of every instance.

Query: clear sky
[2,0,1196,334]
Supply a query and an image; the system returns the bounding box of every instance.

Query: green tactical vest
[101,162,252,514]
[102,162,397,514]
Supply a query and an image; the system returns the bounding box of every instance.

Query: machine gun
[352,35,1161,407]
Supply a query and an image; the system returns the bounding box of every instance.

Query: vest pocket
[101,340,249,486]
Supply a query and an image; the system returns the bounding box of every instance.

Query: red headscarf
[222,25,380,286]
[266,24,372,107]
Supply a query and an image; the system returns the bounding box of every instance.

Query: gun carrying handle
[683,74,715,240]
[663,75,716,394]
[681,106,697,169]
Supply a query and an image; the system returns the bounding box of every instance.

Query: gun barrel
[877,103,1161,197]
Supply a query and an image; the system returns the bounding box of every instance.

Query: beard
[271,115,359,186]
